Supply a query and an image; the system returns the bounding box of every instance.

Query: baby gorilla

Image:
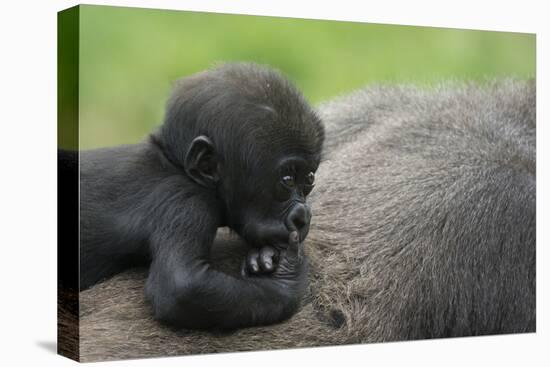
[78,63,324,330]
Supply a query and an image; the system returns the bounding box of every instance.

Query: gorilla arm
[144,194,308,330]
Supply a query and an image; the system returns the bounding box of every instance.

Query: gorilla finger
[246,249,260,274]
[259,246,276,272]
[289,231,299,246]
[287,231,300,255]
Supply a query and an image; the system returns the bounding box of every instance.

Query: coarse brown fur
[73,79,535,362]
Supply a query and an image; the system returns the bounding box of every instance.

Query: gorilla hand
[243,246,279,275]
[242,231,305,278]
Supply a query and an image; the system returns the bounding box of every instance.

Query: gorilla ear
[184,135,220,188]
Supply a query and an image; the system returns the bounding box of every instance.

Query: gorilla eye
[281,175,296,187]
[306,172,315,185]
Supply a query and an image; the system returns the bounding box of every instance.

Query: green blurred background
[77,5,535,149]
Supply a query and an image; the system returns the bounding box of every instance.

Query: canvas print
[57,4,536,362]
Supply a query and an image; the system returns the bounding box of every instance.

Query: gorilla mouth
[245,235,289,250]
[240,223,294,250]
[243,228,307,252]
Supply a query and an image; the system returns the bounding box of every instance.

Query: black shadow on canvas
[57,5,80,362]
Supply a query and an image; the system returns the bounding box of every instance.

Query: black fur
[77,63,324,329]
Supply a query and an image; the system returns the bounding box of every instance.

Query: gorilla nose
[287,203,309,232]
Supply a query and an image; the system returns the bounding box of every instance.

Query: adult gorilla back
[77,79,535,361]
[309,79,535,340]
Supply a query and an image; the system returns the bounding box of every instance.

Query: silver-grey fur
[77,79,535,362]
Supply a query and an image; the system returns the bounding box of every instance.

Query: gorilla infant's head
[157,63,324,248]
